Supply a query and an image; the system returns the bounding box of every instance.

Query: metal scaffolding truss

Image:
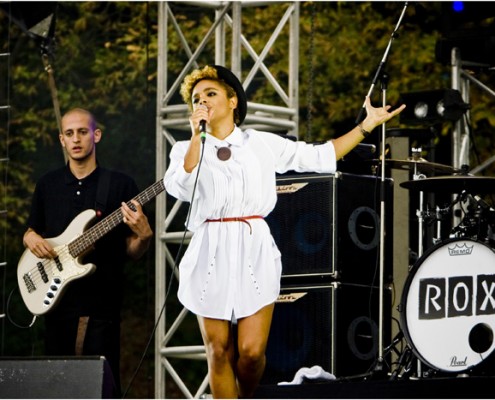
[451,47,495,171]
[0,13,10,333]
[449,47,495,226]
[154,2,300,397]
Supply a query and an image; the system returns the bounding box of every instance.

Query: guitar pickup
[23,273,36,293]
[37,262,48,283]
[54,256,63,271]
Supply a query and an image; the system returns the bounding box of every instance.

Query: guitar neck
[68,179,165,257]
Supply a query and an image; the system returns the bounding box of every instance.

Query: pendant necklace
[216,144,232,161]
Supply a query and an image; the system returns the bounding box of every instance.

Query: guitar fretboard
[67,179,165,257]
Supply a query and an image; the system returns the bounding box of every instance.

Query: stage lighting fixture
[452,2,465,13]
[399,89,470,125]
[0,2,58,43]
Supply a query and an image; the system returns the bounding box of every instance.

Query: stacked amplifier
[261,172,394,384]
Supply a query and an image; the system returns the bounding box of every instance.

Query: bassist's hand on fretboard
[122,199,153,261]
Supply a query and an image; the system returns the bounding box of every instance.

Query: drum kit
[371,149,495,379]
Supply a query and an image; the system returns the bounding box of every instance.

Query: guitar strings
[23,245,71,286]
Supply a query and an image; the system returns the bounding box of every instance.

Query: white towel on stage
[277,365,336,385]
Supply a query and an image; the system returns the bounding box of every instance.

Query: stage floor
[254,376,493,398]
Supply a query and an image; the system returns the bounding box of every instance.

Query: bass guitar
[17,179,165,315]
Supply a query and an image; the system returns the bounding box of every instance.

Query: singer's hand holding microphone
[183,104,209,173]
[191,104,208,143]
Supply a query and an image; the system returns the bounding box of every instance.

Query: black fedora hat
[210,65,247,125]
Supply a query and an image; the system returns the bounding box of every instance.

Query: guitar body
[17,209,97,316]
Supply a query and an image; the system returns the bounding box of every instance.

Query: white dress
[163,126,337,320]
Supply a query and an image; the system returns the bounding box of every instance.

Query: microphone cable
[122,136,207,398]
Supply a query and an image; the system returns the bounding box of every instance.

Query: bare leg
[236,303,274,398]
[197,316,237,399]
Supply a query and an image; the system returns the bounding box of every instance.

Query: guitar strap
[75,316,89,355]
[95,167,111,218]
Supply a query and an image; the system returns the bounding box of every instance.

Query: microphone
[198,104,208,143]
[199,120,206,141]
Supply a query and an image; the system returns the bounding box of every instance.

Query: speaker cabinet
[0,356,116,398]
[266,172,393,285]
[261,283,392,385]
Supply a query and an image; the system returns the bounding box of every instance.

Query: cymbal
[400,176,495,194]
[369,158,460,174]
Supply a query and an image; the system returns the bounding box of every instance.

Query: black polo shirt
[27,164,139,320]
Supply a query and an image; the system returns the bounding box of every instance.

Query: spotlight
[399,89,470,125]
[452,1,465,13]
[414,102,429,120]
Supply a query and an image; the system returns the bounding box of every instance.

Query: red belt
[205,215,264,234]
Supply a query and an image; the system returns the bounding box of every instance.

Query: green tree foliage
[0,2,158,398]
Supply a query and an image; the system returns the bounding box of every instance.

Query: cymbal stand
[434,206,442,245]
[417,189,424,257]
[355,2,409,375]
[411,148,427,260]
[411,156,426,378]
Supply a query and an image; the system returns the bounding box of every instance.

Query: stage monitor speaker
[266,172,393,286]
[0,356,117,398]
[261,283,392,385]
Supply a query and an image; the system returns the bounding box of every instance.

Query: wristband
[358,123,372,138]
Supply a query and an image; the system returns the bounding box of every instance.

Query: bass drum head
[400,238,495,373]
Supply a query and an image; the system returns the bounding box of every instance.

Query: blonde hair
[180,65,240,124]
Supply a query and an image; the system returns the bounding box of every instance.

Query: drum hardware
[434,206,447,245]
[449,190,495,242]
[400,175,495,194]
[368,330,403,376]
[402,176,495,248]
[384,331,425,381]
[397,148,430,263]
[451,209,487,240]
[387,147,461,259]
[417,205,452,246]
[389,346,413,381]
[368,158,460,175]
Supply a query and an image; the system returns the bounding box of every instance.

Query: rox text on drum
[419,274,495,319]
[417,243,495,319]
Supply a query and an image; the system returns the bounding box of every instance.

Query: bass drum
[400,238,495,373]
